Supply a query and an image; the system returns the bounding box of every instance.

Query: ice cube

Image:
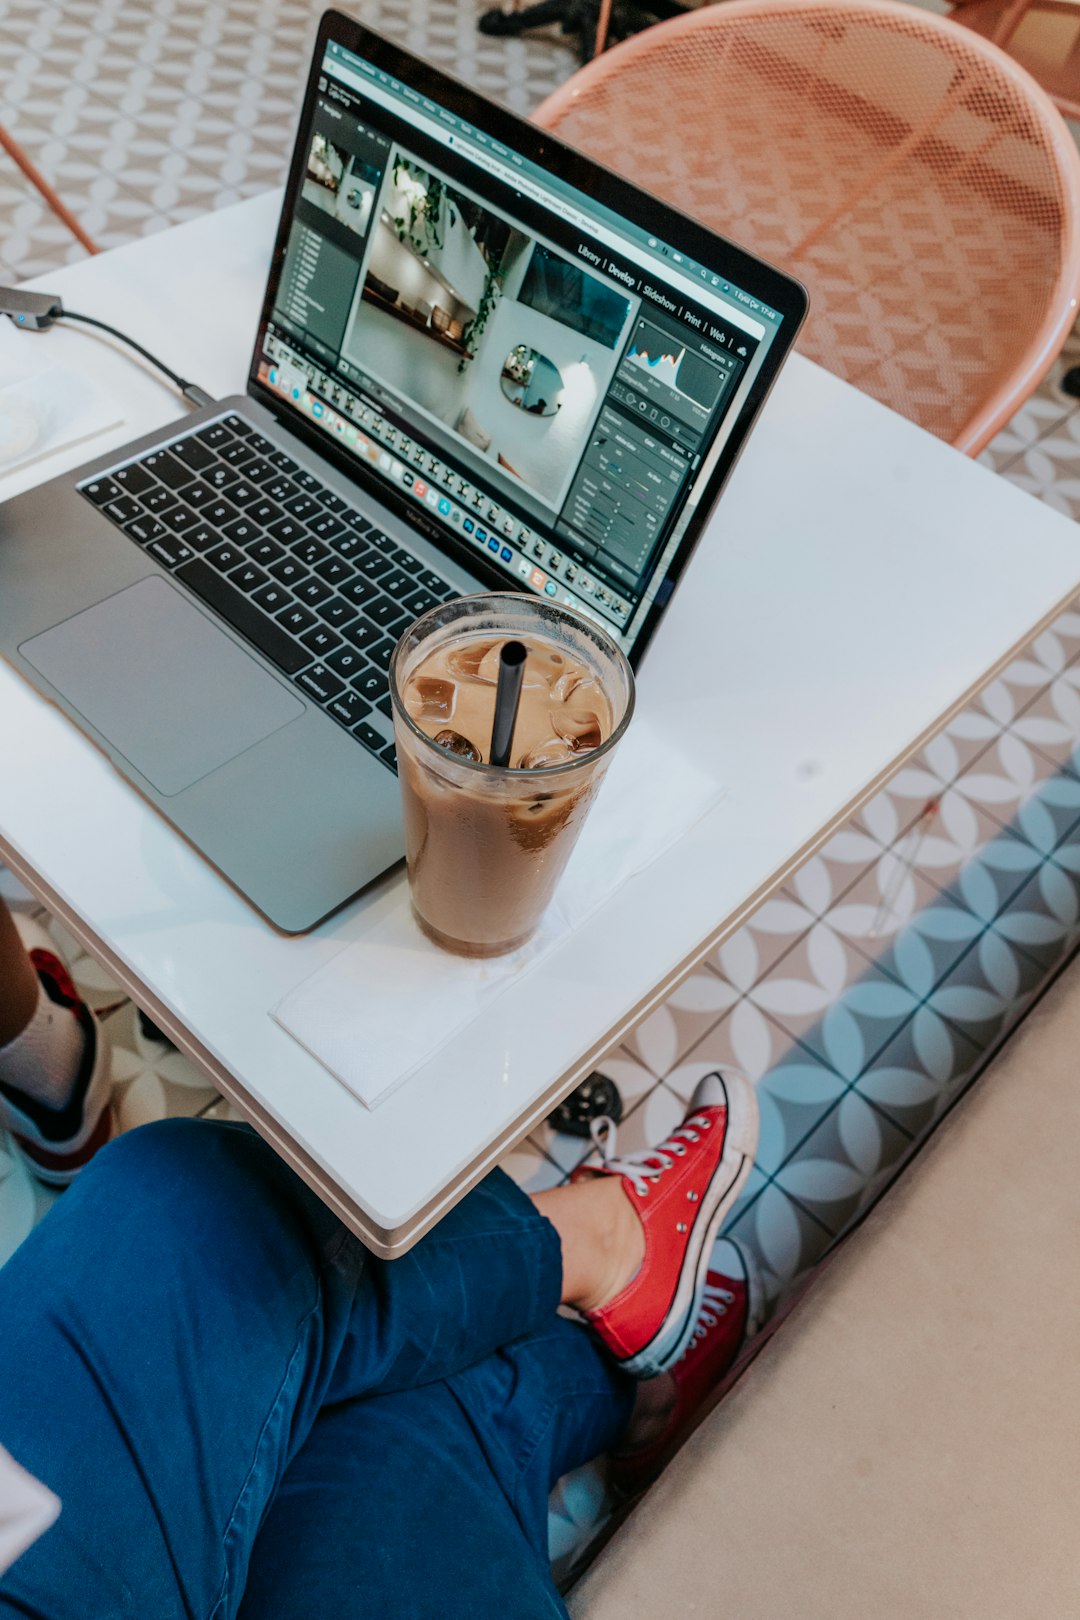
[516,736,576,769]
[550,709,603,753]
[550,671,603,706]
[446,639,501,683]
[433,728,482,762]
[404,675,456,723]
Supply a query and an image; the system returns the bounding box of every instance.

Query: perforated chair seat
[535,0,1080,453]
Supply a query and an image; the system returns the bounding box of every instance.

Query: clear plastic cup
[390,592,635,957]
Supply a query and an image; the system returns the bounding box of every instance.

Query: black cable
[56,309,215,409]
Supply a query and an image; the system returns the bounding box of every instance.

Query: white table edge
[4,574,1072,1256]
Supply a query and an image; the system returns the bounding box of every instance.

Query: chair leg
[0,124,100,257]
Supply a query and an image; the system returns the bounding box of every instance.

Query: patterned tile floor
[5,0,1080,1587]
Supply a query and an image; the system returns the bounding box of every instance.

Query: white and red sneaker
[607,1237,763,1493]
[573,1071,758,1378]
[0,920,113,1186]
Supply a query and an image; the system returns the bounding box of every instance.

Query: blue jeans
[0,1119,632,1619]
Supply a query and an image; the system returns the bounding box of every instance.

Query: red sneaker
[573,1071,758,1378]
[607,1237,763,1494]
[0,923,114,1186]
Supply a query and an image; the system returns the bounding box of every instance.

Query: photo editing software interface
[259,39,784,642]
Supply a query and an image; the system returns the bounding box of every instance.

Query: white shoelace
[689,1278,736,1347]
[588,1110,715,1199]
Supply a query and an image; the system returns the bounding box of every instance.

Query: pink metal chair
[0,126,100,258]
[534,0,1080,454]
[950,0,1080,120]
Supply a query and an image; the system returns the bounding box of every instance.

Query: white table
[2,192,1078,1255]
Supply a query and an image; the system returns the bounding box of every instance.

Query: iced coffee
[390,594,635,957]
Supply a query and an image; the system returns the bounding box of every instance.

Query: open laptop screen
[252,18,802,658]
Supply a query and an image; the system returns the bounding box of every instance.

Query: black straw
[489,641,527,768]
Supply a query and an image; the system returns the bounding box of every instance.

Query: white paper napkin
[272,721,725,1109]
[0,368,123,476]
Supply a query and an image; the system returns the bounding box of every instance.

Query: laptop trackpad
[20,576,304,797]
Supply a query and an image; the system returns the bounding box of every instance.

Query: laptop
[0,9,807,934]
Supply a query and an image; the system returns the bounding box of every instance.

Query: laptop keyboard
[78,413,461,773]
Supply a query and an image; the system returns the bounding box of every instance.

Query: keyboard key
[113,465,155,497]
[300,624,342,657]
[204,499,241,528]
[329,531,365,561]
[82,476,123,506]
[326,645,367,680]
[380,568,417,598]
[229,562,269,594]
[104,495,144,525]
[249,499,284,527]
[296,664,345,704]
[205,464,235,489]
[343,618,379,652]
[197,422,233,449]
[380,741,398,770]
[247,432,275,456]
[295,576,333,608]
[223,479,260,508]
[267,449,296,472]
[369,596,410,631]
[221,413,253,437]
[341,576,378,607]
[242,457,275,484]
[252,581,291,615]
[161,505,199,535]
[355,720,385,752]
[148,536,195,569]
[340,511,371,535]
[248,536,285,567]
[143,450,195,491]
[293,469,320,492]
[206,542,244,573]
[369,530,395,554]
[277,602,317,637]
[124,515,167,545]
[291,536,331,569]
[170,436,218,473]
[385,543,415,569]
[185,524,218,553]
[268,556,309,588]
[223,516,261,547]
[143,486,176,513]
[353,669,386,703]
[268,517,306,545]
[310,513,346,542]
[221,440,256,466]
[183,481,219,510]
[314,556,353,587]
[327,690,373,729]
[418,569,450,594]
[376,693,393,719]
[402,587,438,616]
[177,559,311,676]
[110,466,152,495]
[285,493,320,522]
[321,491,349,514]
[358,552,391,579]
[366,636,398,672]
[318,595,358,630]
[265,477,300,504]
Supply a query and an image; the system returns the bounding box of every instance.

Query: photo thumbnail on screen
[341,150,637,513]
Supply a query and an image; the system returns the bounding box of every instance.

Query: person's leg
[0,1118,564,1620]
[0,899,113,1182]
[0,897,38,1045]
[237,1316,632,1620]
[0,1073,755,1616]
